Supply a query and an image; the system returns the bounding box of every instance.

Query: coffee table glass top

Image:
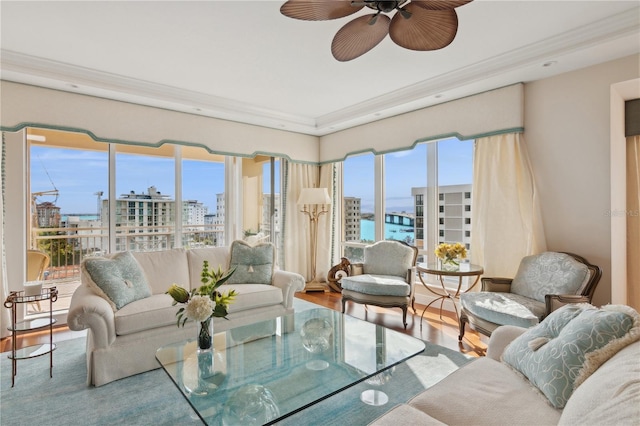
[156,307,425,425]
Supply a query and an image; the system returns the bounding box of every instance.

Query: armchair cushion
[510,252,589,303]
[460,292,544,328]
[363,241,415,278]
[341,274,411,297]
[501,303,640,409]
[83,251,151,311]
[227,240,275,285]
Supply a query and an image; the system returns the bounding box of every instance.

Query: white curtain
[283,161,335,282]
[329,162,344,268]
[471,133,547,278]
[1,133,9,337]
[627,135,640,311]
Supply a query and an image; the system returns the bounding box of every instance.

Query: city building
[412,184,473,254]
[344,197,361,242]
[35,201,60,228]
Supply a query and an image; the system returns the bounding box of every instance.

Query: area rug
[1,301,472,426]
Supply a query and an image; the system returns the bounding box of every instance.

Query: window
[384,144,425,246]
[115,144,175,252]
[25,128,238,319]
[28,129,108,315]
[343,153,374,260]
[181,146,225,248]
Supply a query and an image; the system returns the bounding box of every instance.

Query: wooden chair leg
[458,315,467,341]
[402,306,408,329]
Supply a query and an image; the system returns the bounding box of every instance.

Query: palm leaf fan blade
[280,0,363,20]
[411,0,473,11]
[389,4,458,51]
[331,14,391,61]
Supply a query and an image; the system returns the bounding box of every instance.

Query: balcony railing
[28,223,225,316]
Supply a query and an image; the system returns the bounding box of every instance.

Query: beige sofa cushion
[132,248,189,294]
[115,293,178,335]
[407,357,561,425]
[186,247,231,289]
[114,284,284,335]
[370,404,445,425]
[223,284,283,313]
[559,340,640,426]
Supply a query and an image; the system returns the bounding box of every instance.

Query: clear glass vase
[197,318,214,352]
[440,257,460,271]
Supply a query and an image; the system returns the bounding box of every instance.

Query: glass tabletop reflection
[156,307,425,425]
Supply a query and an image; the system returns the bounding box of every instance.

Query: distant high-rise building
[103,186,176,251]
[344,197,361,241]
[262,193,280,238]
[36,201,61,227]
[411,184,472,254]
[183,200,207,225]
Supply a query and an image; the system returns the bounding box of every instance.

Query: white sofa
[67,245,305,386]
[372,304,640,425]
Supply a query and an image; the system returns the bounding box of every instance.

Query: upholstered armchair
[329,240,419,329]
[458,251,601,340]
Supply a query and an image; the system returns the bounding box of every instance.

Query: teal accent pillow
[83,251,151,310]
[226,240,274,285]
[501,304,640,408]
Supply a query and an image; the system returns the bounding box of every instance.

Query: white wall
[525,54,640,306]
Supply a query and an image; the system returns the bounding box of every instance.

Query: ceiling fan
[280,0,473,61]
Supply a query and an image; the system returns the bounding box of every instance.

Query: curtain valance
[0,81,319,163]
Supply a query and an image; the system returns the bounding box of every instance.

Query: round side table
[416,263,483,329]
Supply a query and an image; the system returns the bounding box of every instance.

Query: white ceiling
[1,1,639,136]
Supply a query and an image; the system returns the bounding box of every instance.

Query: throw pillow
[83,251,151,311]
[226,240,275,285]
[501,303,640,409]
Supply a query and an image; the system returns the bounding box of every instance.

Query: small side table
[416,263,483,328]
[4,287,58,387]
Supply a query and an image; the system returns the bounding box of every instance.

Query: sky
[31,137,472,215]
[343,138,474,213]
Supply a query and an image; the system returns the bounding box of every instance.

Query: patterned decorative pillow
[501,303,640,408]
[83,251,151,311]
[226,240,275,285]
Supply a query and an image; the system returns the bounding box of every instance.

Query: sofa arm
[545,294,590,316]
[272,269,305,309]
[67,284,116,349]
[481,277,513,292]
[486,325,527,360]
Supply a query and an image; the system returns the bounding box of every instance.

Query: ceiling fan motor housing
[365,1,404,13]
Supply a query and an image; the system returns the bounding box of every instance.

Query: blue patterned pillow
[501,304,640,408]
[83,251,151,310]
[226,240,274,285]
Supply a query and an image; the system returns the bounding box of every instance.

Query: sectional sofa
[371,303,640,425]
[67,242,305,386]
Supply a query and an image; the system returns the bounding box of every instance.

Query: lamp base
[302,280,329,293]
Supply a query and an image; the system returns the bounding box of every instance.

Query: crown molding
[1,7,638,136]
[315,8,640,130]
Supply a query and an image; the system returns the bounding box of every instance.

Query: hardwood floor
[1,292,488,356]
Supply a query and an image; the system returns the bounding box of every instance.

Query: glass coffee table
[156,307,425,425]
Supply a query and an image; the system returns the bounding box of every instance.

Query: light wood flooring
[1,291,488,357]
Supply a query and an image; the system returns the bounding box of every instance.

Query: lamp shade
[298,188,331,205]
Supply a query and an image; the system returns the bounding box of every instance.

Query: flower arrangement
[434,242,467,269]
[166,261,237,350]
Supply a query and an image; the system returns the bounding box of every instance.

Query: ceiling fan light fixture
[281,0,473,60]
